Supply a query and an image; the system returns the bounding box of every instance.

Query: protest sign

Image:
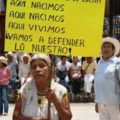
[5,0,105,56]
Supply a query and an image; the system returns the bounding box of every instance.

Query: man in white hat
[18,53,31,85]
[94,37,120,120]
[6,52,18,91]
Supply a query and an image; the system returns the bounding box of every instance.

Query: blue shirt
[94,56,120,104]
[8,61,18,78]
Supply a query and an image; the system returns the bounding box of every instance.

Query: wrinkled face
[102,42,115,60]
[30,59,50,83]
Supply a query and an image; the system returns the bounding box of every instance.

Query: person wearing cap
[13,54,72,120]
[0,56,11,116]
[94,37,120,120]
[18,53,31,85]
[6,52,18,91]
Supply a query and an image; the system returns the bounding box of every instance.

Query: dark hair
[61,56,67,60]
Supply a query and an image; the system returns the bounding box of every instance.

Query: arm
[18,63,23,79]
[13,95,33,120]
[93,61,97,74]
[57,94,72,120]
[69,67,74,79]
[45,88,72,120]
[69,66,81,80]
[76,66,82,78]
[81,62,86,78]
[13,95,45,120]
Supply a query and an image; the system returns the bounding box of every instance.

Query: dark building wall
[109,0,120,15]
[0,14,5,55]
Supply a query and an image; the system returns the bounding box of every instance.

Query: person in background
[56,56,71,89]
[94,37,120,120]
[0,56,11,116]
[82,57,97,98]
[18,53,31,85]
[6,52,18,92]
[116,42,120,59]
[13,54,72,120]
[69,56,81,100]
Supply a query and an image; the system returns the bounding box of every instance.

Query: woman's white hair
[30,54,51,67]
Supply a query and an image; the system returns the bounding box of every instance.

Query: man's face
[7,55,13,62]
[102,42,115,59]
[61,57,67,64]
[86,57,92,63]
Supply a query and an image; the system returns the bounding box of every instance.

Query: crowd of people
[0,37,120,120]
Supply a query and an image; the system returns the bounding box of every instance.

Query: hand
[95,103,99,113]
[72,74,78,79]
[44,88,57,103]
[73,76,78,79]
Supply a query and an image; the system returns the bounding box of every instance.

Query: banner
[5,0,105,56]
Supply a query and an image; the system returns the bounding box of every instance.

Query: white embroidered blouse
[19,79,67,120]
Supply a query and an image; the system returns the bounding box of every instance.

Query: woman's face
[30,59,50,83]
[102,42,115,60]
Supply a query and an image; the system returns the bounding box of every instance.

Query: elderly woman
[94,37,120,120]
[13,54,72,120]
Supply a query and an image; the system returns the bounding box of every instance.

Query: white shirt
[56,61,71,71]
[18,62,30,78]
[94,56,120,104]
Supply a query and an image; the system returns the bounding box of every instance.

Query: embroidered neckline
[37,92,45,96]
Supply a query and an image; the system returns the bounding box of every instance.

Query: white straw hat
[21,53,31,61]
[0,56,7,65]
[102,37,120,56]
[7,52,14,57]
